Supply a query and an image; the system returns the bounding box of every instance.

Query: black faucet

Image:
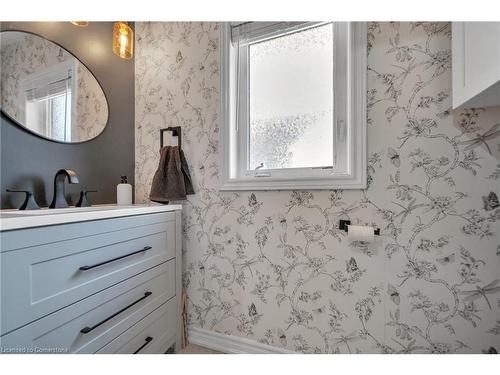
[49,169,79,208]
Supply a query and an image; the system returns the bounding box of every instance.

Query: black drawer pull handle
[133,336,153,354]
[80,292,152,334]
[79,246,152,271]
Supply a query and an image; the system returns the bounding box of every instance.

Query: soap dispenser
[117,175,132,206]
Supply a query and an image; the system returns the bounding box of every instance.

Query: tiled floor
[179,344,223,354]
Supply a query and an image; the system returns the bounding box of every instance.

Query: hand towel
[149,146,194,203]
[179,148,194,195]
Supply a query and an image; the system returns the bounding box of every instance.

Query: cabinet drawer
[1,219,175,334]
[96,298,177,354]
[0,260,175,354]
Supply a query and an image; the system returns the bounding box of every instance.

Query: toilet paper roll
[347,225,375,243]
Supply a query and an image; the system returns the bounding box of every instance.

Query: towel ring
[160,126,182,149]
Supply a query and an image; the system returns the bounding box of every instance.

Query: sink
[0,204,182,231]
[1,205,127,216]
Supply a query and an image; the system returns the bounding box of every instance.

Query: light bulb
[112,22,133,60]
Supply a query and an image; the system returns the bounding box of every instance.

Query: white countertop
[0,204,182,231]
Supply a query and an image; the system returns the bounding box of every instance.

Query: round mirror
[0,31,109,143]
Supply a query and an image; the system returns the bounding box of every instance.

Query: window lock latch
[252,162,270,177]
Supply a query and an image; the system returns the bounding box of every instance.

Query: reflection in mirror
[0,31,109,143]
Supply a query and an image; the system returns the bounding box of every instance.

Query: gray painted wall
[0,22,135,209]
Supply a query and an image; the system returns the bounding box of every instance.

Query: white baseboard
[188,326,295,354]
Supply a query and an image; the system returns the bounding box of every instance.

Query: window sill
[220,174,366,191]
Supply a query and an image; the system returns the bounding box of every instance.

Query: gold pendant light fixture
[69,21,134,60]
[112,21,134,60]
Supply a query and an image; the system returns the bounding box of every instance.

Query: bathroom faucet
[49,169,79,208]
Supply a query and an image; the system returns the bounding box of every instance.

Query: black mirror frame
[0,29,110,145]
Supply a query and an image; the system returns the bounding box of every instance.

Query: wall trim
[188,326,295,354]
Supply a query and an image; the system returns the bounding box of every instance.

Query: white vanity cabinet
[0,205,182,354]
[452,22,500,109]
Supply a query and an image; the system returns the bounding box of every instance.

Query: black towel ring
[160,126,182,149]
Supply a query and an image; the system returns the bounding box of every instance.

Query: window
[220,22,367,190]
[26,91,72,141]
[22,60,75,142]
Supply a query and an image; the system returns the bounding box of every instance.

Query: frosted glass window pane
[51,95,66,140]
[249,23,334,170]
[49,92,71,141]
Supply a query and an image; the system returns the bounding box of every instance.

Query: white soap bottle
[117,175,132,206]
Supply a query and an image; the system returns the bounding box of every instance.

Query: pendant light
[112,21,134,60]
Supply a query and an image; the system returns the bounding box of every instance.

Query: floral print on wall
[0,33,108,142]
[135,22,500,353]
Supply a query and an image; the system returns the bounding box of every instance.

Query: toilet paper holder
[339,220,380,236]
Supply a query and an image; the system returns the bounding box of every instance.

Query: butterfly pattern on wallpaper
[482,192,499,211]
[248,193,258,207]
[482,346,498,354]
[387,284,401,305]
[346,257,359,273]
[277,328,287,347]
[248,302,258,317]
[387,147,401,167]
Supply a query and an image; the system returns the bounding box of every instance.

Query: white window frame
[220,22,367,191]
[22,59,76,142]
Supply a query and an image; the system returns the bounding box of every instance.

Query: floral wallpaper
[135,22,500,353]
[0,32,108,142]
